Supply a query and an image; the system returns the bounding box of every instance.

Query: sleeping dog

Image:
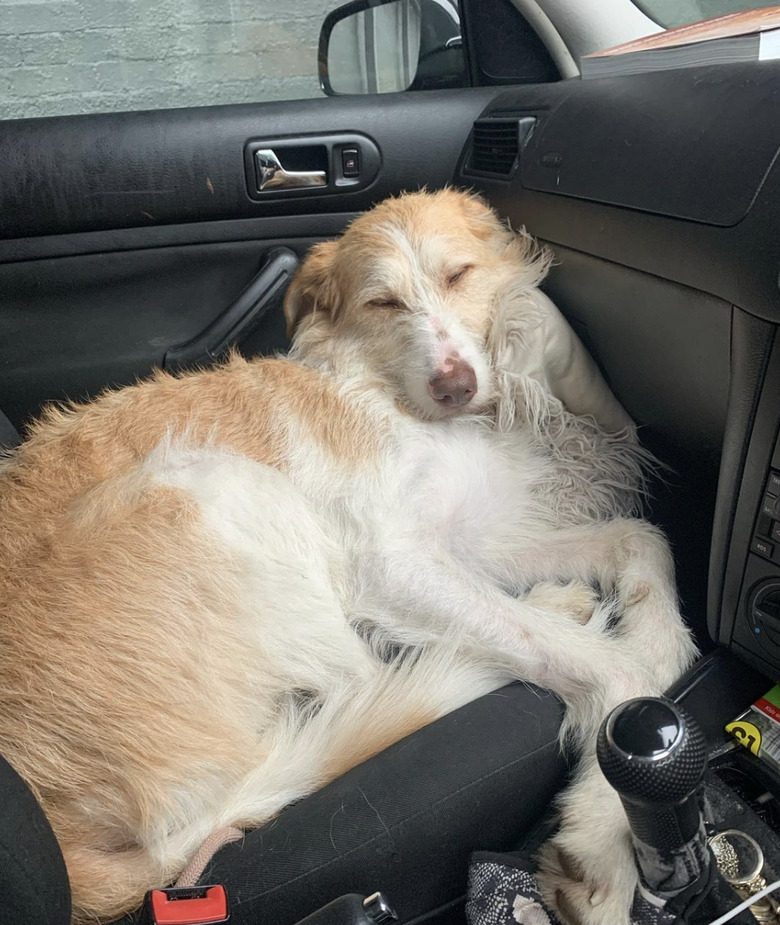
[0,189,696,924]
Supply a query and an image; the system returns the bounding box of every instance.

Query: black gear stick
[597,697,710,903]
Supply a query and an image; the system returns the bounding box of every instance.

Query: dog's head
[284,189,546,421]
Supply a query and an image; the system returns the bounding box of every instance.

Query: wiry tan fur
[0,189,696,925]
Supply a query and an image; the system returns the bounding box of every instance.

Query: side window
[0,0,465,121]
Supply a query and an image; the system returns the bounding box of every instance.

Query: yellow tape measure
[725,720,763,756]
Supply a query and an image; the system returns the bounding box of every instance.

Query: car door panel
[0,89,501,240]
[0,240,305,426]
[0,88,503,425]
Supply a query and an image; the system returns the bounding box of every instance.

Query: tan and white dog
[0,189,697,925]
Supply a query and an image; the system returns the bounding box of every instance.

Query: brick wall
[0,0,335,120]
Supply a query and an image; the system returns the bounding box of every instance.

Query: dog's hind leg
[154,444,379,688]
[200,643,508,835]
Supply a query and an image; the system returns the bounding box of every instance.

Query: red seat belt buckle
[141,885,230,924]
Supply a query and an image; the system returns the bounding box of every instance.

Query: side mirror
[319,0,466,96]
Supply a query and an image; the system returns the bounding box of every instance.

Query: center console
[732,422,780,670]
[710,318,780,678]
[663,323,780,920]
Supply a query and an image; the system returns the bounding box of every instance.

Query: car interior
[3,0,780,922]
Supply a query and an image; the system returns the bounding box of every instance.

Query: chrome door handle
[255,149,326,191]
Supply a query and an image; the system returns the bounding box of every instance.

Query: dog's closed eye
[368,297,407,311]
[446,265,473,288]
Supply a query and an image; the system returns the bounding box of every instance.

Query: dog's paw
[524,580,600,625]
[536,837,635,925]
[536,763,637,925]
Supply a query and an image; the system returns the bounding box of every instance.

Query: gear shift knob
[597,697,710,901]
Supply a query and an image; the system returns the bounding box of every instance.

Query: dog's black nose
[428,361,477,407]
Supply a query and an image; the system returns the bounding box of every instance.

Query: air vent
[469,119,519,176]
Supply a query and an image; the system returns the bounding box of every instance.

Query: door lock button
[342,148,360,178]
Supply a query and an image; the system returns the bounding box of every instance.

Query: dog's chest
[367,423,550,548]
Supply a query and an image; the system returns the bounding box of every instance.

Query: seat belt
[174,827,243,889]
[140,828,242,925]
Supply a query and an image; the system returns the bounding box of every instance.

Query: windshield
[633,0,775,29]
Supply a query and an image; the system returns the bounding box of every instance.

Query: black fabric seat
[0,752,71,925]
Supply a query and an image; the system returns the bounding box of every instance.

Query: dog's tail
[212,642,507,833]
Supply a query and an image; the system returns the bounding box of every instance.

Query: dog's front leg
[491,519,699,925]
[364,548,642,723]
[364,548,651,925]
[486,517,698,693]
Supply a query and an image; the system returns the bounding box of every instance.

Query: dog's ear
[284,240,338,338]
[459,192,512,248]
